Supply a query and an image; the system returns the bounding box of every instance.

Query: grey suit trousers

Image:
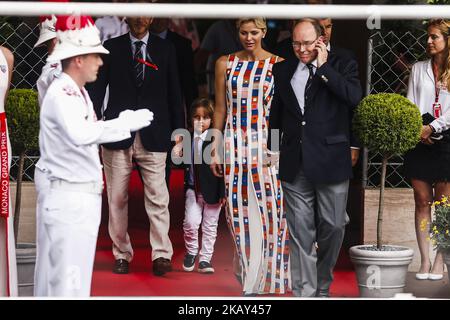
[282,168,349,297]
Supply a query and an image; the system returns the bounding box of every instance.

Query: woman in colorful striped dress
[211,18,290,295]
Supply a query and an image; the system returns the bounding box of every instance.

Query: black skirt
[403,138,450,183]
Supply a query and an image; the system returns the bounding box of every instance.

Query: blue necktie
[133,41,144,87]
[305,63,314,98]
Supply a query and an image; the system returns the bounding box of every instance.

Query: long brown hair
[189,98,215,128]
[428,19,450,91]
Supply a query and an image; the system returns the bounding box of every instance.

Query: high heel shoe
[415,263,431,280]
[428,265,444,280]
[428,273,444,280]
[415,272,430,280]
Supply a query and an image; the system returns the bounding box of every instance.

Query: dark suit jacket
[269,53,362,184]
[184,133,225,205]
[166,30,198,118]
[88,33,185,152]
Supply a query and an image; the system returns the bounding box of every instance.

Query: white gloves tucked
[118,109,154,132]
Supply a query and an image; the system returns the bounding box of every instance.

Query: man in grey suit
[269,19,362,297]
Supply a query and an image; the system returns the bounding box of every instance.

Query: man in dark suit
[150,17,198,118]
[268,18,362,297]
[149,15,198,186]
[88,11,184,277]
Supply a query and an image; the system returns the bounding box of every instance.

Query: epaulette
[62,85,80,97]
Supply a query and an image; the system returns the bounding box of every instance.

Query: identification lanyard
[432,63,443,118]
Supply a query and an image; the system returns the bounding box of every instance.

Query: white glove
[118,109,154,132]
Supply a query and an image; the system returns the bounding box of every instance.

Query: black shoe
[183,254,197,272]
[315,291,330,298]
[242,293,258,297]
[198,261,214,274]
[152,257,172,276]
[235,273,242,285]
[113,259,129,274]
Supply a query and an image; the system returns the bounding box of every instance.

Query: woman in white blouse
[405,19,450,281]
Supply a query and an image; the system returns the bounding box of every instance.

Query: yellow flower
[442,196,448,203]
[420,219,428,232]
[434,201,441,206]
[434,230,439,235]
[433,226,437,231]
[446,230,449,235]
[426,236,431,241]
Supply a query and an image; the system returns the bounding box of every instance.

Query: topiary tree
[5,88,39,245]
[353,93,422,250]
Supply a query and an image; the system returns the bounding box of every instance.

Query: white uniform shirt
[36,61,62,172]
[39,73,131,183]
[37,61,62,106]
[407,59,450,133]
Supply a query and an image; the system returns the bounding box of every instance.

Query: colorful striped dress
[224,54,290,294]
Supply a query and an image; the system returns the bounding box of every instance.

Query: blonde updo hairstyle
[427,19,450,91]
[236,18,267,33]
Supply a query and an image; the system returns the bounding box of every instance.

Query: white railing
[0,3,449,19]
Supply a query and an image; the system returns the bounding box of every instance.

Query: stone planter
[349,245,414,298]
[16,243,36,296]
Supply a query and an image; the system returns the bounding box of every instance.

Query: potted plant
[427,196,450,283]
[5,88,39,296]
[349,93,422,298]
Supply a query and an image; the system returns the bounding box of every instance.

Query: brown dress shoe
[113,259,129,274]
[152,257,172,276]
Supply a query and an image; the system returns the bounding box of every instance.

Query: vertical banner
[0,111,10,296]
[0,112,8,219]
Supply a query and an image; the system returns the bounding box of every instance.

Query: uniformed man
[33,14,61,297]
[36,15,153,297]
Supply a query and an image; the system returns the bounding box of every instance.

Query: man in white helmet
[35,15,61,105]
[36,15,153,297]
[33,14,61,297]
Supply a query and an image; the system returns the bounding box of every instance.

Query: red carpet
[91,169,359,297]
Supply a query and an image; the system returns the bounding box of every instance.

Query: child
[182,98,225,274]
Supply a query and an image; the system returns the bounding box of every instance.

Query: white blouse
[407,59,450,133]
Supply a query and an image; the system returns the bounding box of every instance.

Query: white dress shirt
[130,32,149,77]
[291,59,318,115]
[39,73,132,183]
[407,59,450,133]
[95,16,129,43]
[187,130,208,187]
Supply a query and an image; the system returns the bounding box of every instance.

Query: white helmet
[34,15,57,48]
[47,15,109,62]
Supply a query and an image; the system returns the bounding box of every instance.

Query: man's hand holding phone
[316,36,328,68]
